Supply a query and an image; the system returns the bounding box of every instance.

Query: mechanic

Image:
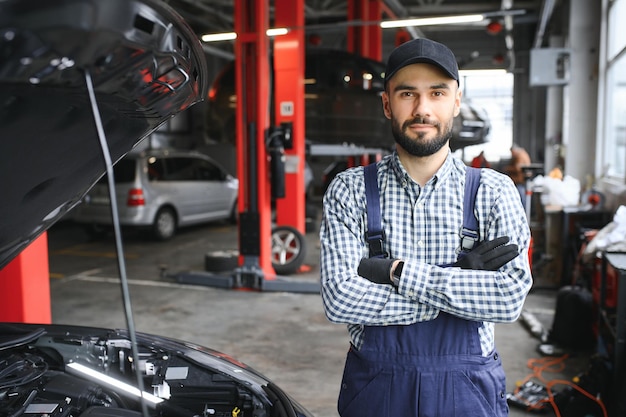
[319,38,532,416]
[505,143,533,207]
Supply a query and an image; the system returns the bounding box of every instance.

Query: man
[505,144,532,206]
[319,38,532,416]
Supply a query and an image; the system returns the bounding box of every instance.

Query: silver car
[73,150,239,240]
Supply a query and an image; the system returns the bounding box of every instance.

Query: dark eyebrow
[392,83,416,93]
[431,83,451,90]
[392,82,452,93]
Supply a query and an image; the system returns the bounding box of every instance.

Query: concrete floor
[48,215,592,417]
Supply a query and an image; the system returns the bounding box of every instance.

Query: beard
[391,115,453,157]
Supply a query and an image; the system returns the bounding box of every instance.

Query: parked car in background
[73,150,238,240]
[206,48,490,152]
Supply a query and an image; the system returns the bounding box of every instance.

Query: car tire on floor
[205,249,239,272]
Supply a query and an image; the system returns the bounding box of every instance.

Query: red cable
[511,354,607,417]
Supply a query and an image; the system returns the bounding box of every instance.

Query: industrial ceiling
[162,0,561,71]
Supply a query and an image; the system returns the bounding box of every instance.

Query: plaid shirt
[320,152,532,356]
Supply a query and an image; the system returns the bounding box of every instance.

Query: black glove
[357,257,396,284]
[453,236,518,271]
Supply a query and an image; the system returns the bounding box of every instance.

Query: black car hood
[0,0,208,269]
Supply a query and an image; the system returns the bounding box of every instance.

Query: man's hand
[358,257,398,285]
[453,236,518,271]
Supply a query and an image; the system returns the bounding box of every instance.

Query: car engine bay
[0,325,303,417]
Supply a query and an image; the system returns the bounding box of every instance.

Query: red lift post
[182,0,317,292]
[274,0,306,235]
[347,0,382,61]
[234,0,273,282]
[0,233,51,323]
[347,0,383,166]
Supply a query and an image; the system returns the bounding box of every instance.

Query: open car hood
[0,0,208,269]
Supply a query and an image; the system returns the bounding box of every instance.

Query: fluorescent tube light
[266,27,289,36]
[202,27,289,42]
[66,362,164,405]
[380,14,484,28]
[459,69,508,77]
[202,32,237,42]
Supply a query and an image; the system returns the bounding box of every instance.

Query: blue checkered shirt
[320,152,532,356]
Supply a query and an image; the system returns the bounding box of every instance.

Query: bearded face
[390,114,454,157]
[382,64,461,158]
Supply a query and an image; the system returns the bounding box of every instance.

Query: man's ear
[382,91,392,120]
[453,88,462,117]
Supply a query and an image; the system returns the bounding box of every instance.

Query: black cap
[384,38,459,86]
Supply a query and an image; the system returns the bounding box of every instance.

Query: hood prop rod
[84,68,150,417]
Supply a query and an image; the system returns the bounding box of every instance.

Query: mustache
[404,116,440,128]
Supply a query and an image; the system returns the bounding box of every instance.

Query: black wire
[0,354,48,390]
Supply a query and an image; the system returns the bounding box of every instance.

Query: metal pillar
[562,0,601,181]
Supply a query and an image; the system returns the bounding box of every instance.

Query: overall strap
[461,167,481,252]
[363,163,483,258]
[364,163,387,258]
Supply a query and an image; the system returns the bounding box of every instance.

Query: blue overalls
[337,314,508,416]
[337,165,509,416]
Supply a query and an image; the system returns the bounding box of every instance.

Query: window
[457,70,514,162]
[603,53,626,178]
[194,159,224,181]
[161,157,195,181]
[97,159,136,184]
[601,0,626,179]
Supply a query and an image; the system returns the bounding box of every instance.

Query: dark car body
[206,49,490,152]
[0,322,311,417]
[0,1,313,416]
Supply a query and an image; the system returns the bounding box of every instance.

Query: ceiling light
[266,27,289,37]
[459,69,508,76]
[202,32,236,42]
[380,14,484,29]
[202,27,289,42]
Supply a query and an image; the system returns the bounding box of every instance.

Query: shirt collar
[391,149,456,189]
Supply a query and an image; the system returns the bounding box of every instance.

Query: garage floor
[48,214,593,417]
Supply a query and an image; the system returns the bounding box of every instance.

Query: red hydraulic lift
[178,0,316,292]
[230,0,316,292]
[345,0,384,167]
[347,0,383,61]
[233,0,273,286]
[273,0,306,235]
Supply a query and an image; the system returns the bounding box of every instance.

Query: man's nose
[412,98,431,117]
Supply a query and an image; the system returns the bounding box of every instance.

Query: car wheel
[153,207,177,240]
[271,225,306,275]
